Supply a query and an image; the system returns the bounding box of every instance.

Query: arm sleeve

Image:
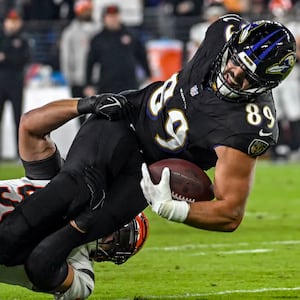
[21,147,63,180]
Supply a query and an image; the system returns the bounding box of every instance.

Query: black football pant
[24,164,146,291]
[0,116,147,266]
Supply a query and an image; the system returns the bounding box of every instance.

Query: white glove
[140,163,190,222]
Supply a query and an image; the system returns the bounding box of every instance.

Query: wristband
[158,200,190,223]
[77,97,94,114]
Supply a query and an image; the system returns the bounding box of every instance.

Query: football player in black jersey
[0,14,296,294]
[0,95,148,299]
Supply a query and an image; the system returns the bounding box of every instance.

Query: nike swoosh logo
[259,129,272,137]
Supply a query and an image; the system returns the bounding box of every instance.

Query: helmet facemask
[90,212,149,265]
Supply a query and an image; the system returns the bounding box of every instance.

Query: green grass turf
[0,161,24,179]
[0,160,300,299]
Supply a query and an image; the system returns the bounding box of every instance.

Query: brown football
[148,158,214,203]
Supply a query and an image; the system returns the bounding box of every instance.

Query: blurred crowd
[0,0,300,162]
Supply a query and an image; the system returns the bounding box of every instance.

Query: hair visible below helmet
[210,20,296,102]
[90,212,149,265]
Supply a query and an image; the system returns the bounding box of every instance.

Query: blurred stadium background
[1,1,300,299]
[1,0,300,160]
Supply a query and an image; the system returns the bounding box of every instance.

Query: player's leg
[0,117,144,265]
[0,170,91,265]
[62,115,147,232]
[27,245,95,299]
[25,218,103,292]
[95,148,148,229]
[0,117,106,264]
[75,145,148,241]
[24,140,147,292]
[22,115,127,227]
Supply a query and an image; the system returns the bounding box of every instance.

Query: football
[148,158,214,203]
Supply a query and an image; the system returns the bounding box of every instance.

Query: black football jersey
[128,15,278,170]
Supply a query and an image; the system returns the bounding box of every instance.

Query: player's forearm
[20,99,80,137]
[184,200,245,232]
[53,264,94,300]
[53,268,94,300]
[19,99,80,161]
[186,146,255,232]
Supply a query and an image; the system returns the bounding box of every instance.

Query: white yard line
[146,240,300,251]
[118,287,300,299]
[190,248,274,256]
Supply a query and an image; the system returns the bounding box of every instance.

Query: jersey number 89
[147,73,189,153]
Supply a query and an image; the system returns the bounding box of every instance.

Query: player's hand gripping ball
[148,158,214,203]
[140,159,214,222]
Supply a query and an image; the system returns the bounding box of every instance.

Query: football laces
[171,191,196,203]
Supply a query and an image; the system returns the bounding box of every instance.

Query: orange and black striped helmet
[91,212,149,264]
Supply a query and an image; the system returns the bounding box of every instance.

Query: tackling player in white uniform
[0,95,149,299]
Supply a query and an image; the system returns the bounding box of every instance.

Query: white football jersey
[0,177,49,222]
[0,177,95,298]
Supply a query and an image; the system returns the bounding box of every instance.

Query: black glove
[77,93,129,121]
[72,166,105,233]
